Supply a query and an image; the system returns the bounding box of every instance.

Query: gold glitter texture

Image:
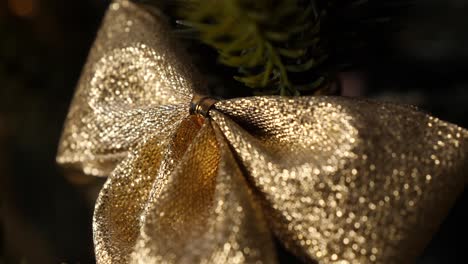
[57,1,468,263]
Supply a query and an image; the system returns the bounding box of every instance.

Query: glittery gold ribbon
[57,1,468,263]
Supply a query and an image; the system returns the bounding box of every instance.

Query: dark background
[0,0,467,263]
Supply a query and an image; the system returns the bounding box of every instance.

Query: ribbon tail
[93,133,174,262]
[129,118,277,264]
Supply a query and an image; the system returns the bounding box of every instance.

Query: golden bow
[57,1,467,263]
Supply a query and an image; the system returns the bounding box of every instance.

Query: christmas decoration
[57,1,467,263]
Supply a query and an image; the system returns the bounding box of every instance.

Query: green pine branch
[177,0,329,96]
[143,0,410,96]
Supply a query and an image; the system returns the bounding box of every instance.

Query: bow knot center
[189,95,218,117]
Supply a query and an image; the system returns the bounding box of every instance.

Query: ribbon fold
[57,1,467,263]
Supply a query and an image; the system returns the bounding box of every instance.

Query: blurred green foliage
[178,0,328,95]
[148,0,409,96]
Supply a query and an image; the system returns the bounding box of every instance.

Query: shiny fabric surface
[57,1,468,263]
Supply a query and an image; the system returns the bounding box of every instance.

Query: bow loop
[56,0,205,176]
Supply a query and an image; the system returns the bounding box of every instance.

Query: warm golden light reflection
[8,0,37,18]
